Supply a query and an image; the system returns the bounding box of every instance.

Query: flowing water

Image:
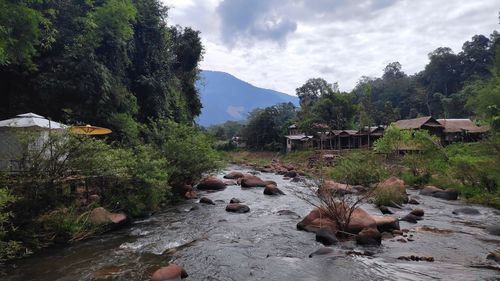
[1,165,499,281]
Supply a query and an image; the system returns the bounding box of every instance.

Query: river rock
[400,213,421,223]
[379,206,394,215]
[372,215,400,232]
[223,171,245,179]
[89,207,127,226]
[297,208,326,231]
[375,177,408,202]
[197,177,226,191]
[240,175,268,188]
[356,228,382,246]
[420,186,458,200]
[230,198,241,203]
[309,247,334,258]
[419,185,442,196]
[284,171,298,178]
[225,203,250,213]
[452,207,480,215]
[223,180,237,186]
[277,210,300,218]
[172,184,197,199]
[315,228,338,245]
[319,180,354,196]
[486,225,500,236]
[264,185,285,196]
[346,206,377,234]
[410,208,424,217]
[408,198,420,205]
[151,264,188,281]
[199,197,215,205]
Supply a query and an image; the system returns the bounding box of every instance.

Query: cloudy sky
[163,0,498,95]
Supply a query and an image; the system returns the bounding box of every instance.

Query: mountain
[196,70,299,126]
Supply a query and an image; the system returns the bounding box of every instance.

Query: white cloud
[162,0,499,95]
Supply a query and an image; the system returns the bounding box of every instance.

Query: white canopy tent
[0,113,68,172]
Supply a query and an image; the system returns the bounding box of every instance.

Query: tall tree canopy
[0,0,204,144]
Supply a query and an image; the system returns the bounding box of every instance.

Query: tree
[296,78,336,109]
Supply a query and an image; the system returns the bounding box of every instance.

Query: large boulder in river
[375,177,408,202]
[151,264,188,281]
[89,207,127,226]
[197,177,226,191]
[264,185,285,196]
[377,177,406,194]
[225,203,250,213]
[420,186,458,200]
[298,206,375,235]
[319,180,354,196]
[223,171,245,179]
[297,208,328,231]
[372,215,400,233]
[240,175,267,188]
[346,206,377,234]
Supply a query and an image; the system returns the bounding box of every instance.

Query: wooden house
[393,116,444,137]
[437,119,489,144]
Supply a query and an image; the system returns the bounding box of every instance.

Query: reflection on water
[1,165,499,281]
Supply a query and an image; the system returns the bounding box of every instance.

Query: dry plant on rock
[294,156,372,236]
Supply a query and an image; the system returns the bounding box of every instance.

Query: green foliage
[242,102,297,150]
[0,0,47,66]
[327,151,388,186]
[0,187,21,261]
[145,119,220,185]
[372,187,406,206]
[207,120,244,141]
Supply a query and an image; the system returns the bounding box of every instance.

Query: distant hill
[196,70,299,126]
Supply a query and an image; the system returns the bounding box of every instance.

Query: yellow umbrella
[68,124,112,135]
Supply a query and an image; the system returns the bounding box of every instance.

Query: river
[1,165,499,280]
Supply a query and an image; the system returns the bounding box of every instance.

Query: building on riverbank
[393,116,444,137]
[437,118,489,144]
[0,113,67,172]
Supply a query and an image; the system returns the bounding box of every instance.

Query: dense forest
[0,0,203,143]
[209,31,500,150]
[0,0,220,261]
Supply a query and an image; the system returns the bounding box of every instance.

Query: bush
[145,119,221,185]
[327,151,387,186]
[0,187,22,261]
[371,187,406,206]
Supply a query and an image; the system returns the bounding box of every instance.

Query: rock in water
[486,225,500,236]
[151,264,188,281]
[240,175,268,187]
[225,203,250,213]
[410,208,424,217]
[452,207,480,215]
[229,198,241,203]
[199,197,215,205]
[263,185,285,195]
[309,247,334,258]
[89,207,127,226]
[315,228,338,246]
[197,177,226,191]
[356,228,382,246]
[223,171,244,179]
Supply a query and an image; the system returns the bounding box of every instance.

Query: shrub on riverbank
[327,151,388,186]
